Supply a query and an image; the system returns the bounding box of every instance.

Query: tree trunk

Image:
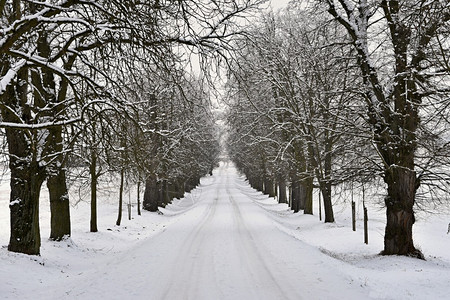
[4,117,44,254]
[248,176,254,189]
[47,168,70,240]
[278,180,287,204]
[143,176,161,212]
[2,68,45,255]
[168,180,181,202]
[192,176,198,188]
[45,125,70,240]
[291,181,299,213]
[143,178,155,211]
[263,177,275,197]
[320,180,334,223]
[32,24,72,242]
[255,177,264,192]
[288,185,292,208]
[176,178,184,199]
[184,179,190,193]
[161,179,170,206]
[322,134,334,222]
[116,169,124,226]
[170,178,182,199]
[381,168,422,258]
[8,155,44,255]
[303,177,314,215]
[185,176,198,193]
[298,182,305,210]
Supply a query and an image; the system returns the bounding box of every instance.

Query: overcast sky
[270,0,291,9]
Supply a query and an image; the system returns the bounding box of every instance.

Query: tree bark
[47,167,70,240]
[116,169,124,226]
[185,176,199,193]
[2,70,45,255]
[45,124,70,240]
[320,180,334,223]
[161,179,170,206]
[298,182,305,210]
[263,177,275,197]
[255,177,264,192]
[303,177,313,215]
[170,178,183,199]
[90,149,98,232]
[184,178,191,193]
[381,168,422,258]
[143,177,156,211]
[176,178,185,199]
[8,152,44,255]
[291,180,299,213]
[143,176,163,212]
[278,180,287,204]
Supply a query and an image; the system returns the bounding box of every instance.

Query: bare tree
[226,8,367,222]
[1,0,263,255]
[319,0,450,258]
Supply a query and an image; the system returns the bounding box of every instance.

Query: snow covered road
[3,161,450,299]
[55,162,367,300]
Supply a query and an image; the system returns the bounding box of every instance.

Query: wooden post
[319,191,322,221]
[352,201,356,232]
[363,185,368,244]
[274,182,278,201]
[351,181,356,231]
[364,206,368,244]
[137,181,141,216]
[128,191,132,221]
[289,185,292,208]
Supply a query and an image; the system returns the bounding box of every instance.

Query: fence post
[364,206,368,244]
[319,191,322,221]
[137,181,141,216]
[128,191,132,220]
[352,201,356,232]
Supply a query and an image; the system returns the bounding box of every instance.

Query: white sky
[270,0,291,9]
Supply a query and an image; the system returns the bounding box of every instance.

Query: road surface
[61,162,366,299]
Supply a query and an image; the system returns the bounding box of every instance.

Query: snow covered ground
[1,162,449,299]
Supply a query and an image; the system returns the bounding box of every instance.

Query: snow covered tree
[140,74,220,212]
[226,7,367,221]
[0,0,262,255]
[318,0,450,257]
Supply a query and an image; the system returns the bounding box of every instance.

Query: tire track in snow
[160,174,223,299]
[51,162,369,300]
[227,186,300,300]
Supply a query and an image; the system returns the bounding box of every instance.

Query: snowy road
[57,162,367,299]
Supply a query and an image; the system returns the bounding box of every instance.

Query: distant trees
[133,73,220,212]
[226,8,367,222]
[0,0,261,255]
